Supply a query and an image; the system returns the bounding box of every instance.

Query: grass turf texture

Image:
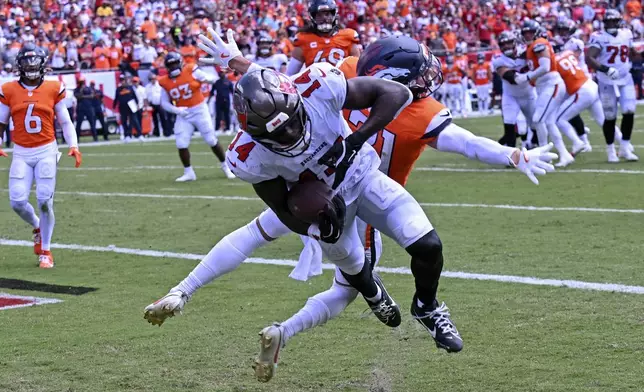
[1,111,644,391]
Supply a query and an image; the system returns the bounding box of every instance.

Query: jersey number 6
[25,104,42,134]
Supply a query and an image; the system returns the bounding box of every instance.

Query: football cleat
[606,144,619,163]
[33,228,41,255]
[253,324,285,382]
[364,273,401,328]
[411,296,463,353]
[38,251,54,269]
[220,163,236,179]
[175,171,197,182]
[571,141,590,156]
[619,142,639,161]
[143,290,190,326]
[555,152,575,168]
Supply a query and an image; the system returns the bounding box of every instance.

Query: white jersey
[492,54,535,97]
[588,29,633,86]
[253,53,289,71]
[227,63,380,204]
[563,37,588,74]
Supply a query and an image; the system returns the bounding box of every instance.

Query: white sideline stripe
[3,189,642,214]
[4,165,644,175]
[2,136,175,153]
[1,239,643,295]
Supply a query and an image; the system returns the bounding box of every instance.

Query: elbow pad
[502,70,518,85]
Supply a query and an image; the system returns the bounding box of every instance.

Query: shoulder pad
[532,43,547,53]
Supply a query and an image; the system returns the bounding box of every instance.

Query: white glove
[175,107,189,117]
[509,142,558,185]
[514,73,531,84]
[197,28,242,68]
[607,67,620,80]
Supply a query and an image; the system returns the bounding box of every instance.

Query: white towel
[289,235,324,281]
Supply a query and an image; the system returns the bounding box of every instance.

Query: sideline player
[0,44,82,268]
[472,53,492,115]
[249,36,288,71]
[158,52,236,181]
[443,55,467,117]
[144,33,557,375]
[493,31,537,148]
[587,9,638,162]
[286,0,360,75]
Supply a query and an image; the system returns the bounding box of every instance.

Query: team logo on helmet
[233,94,248,130]
[369,67,411,80]
[276,73,298,94]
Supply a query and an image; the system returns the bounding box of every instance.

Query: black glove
[318,133,366,189]
[317,194,346,244]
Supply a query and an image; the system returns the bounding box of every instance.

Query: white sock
[281,282,358,343]
[184,166,194,174]
[173,220,270,296]
[37,199,54,251]
[365,284,382,303]
[11,200,40,228]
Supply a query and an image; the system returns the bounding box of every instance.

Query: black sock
[603,118,617,144]
[340,261,378,298]
[621,113,634,141]
[531,129,539,146]
[569,114,586,136]
[502,124,516,147]
[407,232,444,307]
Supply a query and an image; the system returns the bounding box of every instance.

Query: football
[287,181,334,223]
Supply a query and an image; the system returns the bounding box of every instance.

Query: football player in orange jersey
[514,20,575,167]
[471,53,493,114]
[147,32,559,379]
[158,52,235,181]
[442,55,468,116]
[285,0,361,76]
[0,44,82,269]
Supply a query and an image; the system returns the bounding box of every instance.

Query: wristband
[307,224,321,240]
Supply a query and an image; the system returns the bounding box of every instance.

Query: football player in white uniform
[587,9,638,162]
[250,36,288,72]
[493,31,537,148]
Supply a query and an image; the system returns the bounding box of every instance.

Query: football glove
[0,147,7,158]
[509,142,558,185]
[68,147,82,168]
[197,28,242,68]
[318,133,366,189]
[175,107,189,117]
[308,194,346,244]
[607,67,620,80]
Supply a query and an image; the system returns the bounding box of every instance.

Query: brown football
[287,181,334,223]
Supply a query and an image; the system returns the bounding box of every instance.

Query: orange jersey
[454,55,468,71]
[555,50,587,95]
[471,62,492,85]
[158,64,205,107]
[339,56,451,186]
[443,65,466,84]
[526,38,557,73]
[0,80,65,148]
[293,28,359,67]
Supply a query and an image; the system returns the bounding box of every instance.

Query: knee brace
[406,230,443,262]
[37,198,54,214]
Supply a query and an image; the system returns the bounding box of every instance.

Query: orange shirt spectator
[375,0,389,18]
[180,44,198,64]
[141,18,157,40]
[442,30,457,51]
[108,46,122,68]
[625,0,642,21]
[93,46,111,69]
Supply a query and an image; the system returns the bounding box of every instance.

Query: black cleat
[364,273,401,327]
[411,296,463,352]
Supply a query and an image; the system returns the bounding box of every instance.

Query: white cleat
[220,163,236,179]
[254,324,285,383]
[571,141,590,156]
[144,290,190,326]
[619,142,639,161]
[555,153,575,168]
[175,171,197,182]
[606,144,619,163]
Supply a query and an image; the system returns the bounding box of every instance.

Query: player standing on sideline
[285,0,361,76]
[443,55,467,117]
[493,31,537,148]
[515,21,575,167]
[144,33,557,374]
[587,9,639,162]
[250,36,288,71]
[0,43,82,268]
[454,47,470,115]
[472,53,493,115]
[158,52,236,182]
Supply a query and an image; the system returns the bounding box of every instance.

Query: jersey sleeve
[0,85,9,124]
[54,81,66,105]
[292,62,347,113]
[588,33,603,50]
[0,84,8,106]
[225,134,278,184]
[337,56,358,79]
[345,28,360,44]
[421,104,452,145]
[293,33,307,49]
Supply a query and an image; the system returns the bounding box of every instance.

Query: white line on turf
[1,238,642,295]
[1,189,642,214]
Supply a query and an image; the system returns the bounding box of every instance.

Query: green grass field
[1,111,644,392]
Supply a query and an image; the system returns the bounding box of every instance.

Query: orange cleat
[33,228,42,255]
[38,251,54,269]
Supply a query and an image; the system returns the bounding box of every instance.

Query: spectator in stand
[145,73,170,137]
[90,81,109,141]
[108,41,122,69]
[74,78,98,142]
[138,39,158,84]
[113,75,141,142]
[94,40,111,70]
